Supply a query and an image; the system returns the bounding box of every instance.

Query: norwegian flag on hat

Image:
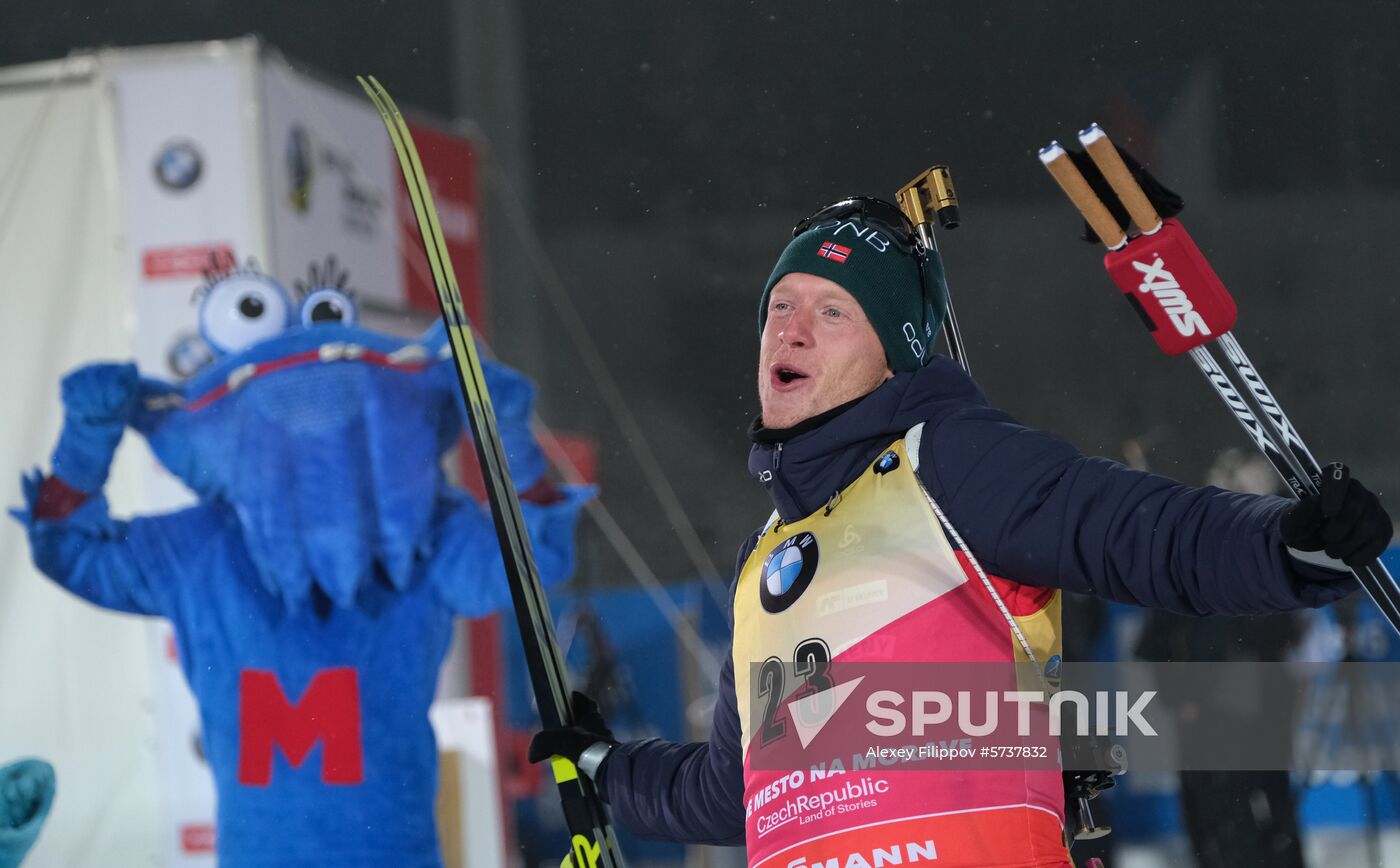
[817,242,851,262]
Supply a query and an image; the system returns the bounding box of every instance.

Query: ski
[1038,124,1400,637]
[357,75,627,868]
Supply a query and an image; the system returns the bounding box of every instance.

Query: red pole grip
[1103,218,1237,354]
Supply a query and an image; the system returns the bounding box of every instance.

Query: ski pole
[897,166,971,372]
[1038,127,1400,636]
[1072,122,1400,564]
[358,76,627,867]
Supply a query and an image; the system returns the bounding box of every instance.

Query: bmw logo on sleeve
[760,532,820,613]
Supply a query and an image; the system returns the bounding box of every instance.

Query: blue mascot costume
[13,260,591,867]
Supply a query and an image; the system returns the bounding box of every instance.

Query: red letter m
[237,667,364,786]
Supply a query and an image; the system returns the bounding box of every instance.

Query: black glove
[528,691,617,765]
[1064,142,1184,244]
[1280,463,1393,567]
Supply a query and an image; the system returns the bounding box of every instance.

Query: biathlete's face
[758,273,892,429]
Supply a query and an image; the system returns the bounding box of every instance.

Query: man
[531,198,1392,867]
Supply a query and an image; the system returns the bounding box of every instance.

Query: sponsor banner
[180,824,216,854]
[748,661,1400,774]
[397,122,484,325]
[142,243,236,279]
[260,58,403,306]
[112,50,265,384]
[147,619,218,865]
[113,49,265,867]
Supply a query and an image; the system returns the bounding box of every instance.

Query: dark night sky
[4,1,1398,586]
[8,2,1398,211]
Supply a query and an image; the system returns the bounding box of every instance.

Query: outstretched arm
[919,400,1362,615]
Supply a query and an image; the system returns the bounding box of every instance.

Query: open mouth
[770,363,810,390]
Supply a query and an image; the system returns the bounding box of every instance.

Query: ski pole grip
[1103,219,1238,354]
[1078,123,1162,235]
[1039,142,1127,250]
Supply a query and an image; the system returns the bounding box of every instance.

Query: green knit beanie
[758,216,949,372]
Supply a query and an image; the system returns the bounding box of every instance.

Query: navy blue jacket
[597,356,1355,845]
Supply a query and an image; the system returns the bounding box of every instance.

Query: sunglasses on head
[791,196,921,255]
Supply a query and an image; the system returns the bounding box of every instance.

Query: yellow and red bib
[733,425,1069,868]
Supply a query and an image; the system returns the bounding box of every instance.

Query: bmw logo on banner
[760,532,820,614]
[154,140,203,191]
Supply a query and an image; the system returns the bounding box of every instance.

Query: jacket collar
[748,394,865,444]
[746,356,986,523]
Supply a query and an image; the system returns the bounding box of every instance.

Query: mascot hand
[0,760,53,830]
[60,362,142,426]
[129,377,182,439]
[50,362,140,492]
[0,758,55,868]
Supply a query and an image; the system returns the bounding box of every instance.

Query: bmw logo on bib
[759,532,820,614]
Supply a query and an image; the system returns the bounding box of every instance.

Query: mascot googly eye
[295,255,359,328]
[299,287,357,327]
[196,265,294,355]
